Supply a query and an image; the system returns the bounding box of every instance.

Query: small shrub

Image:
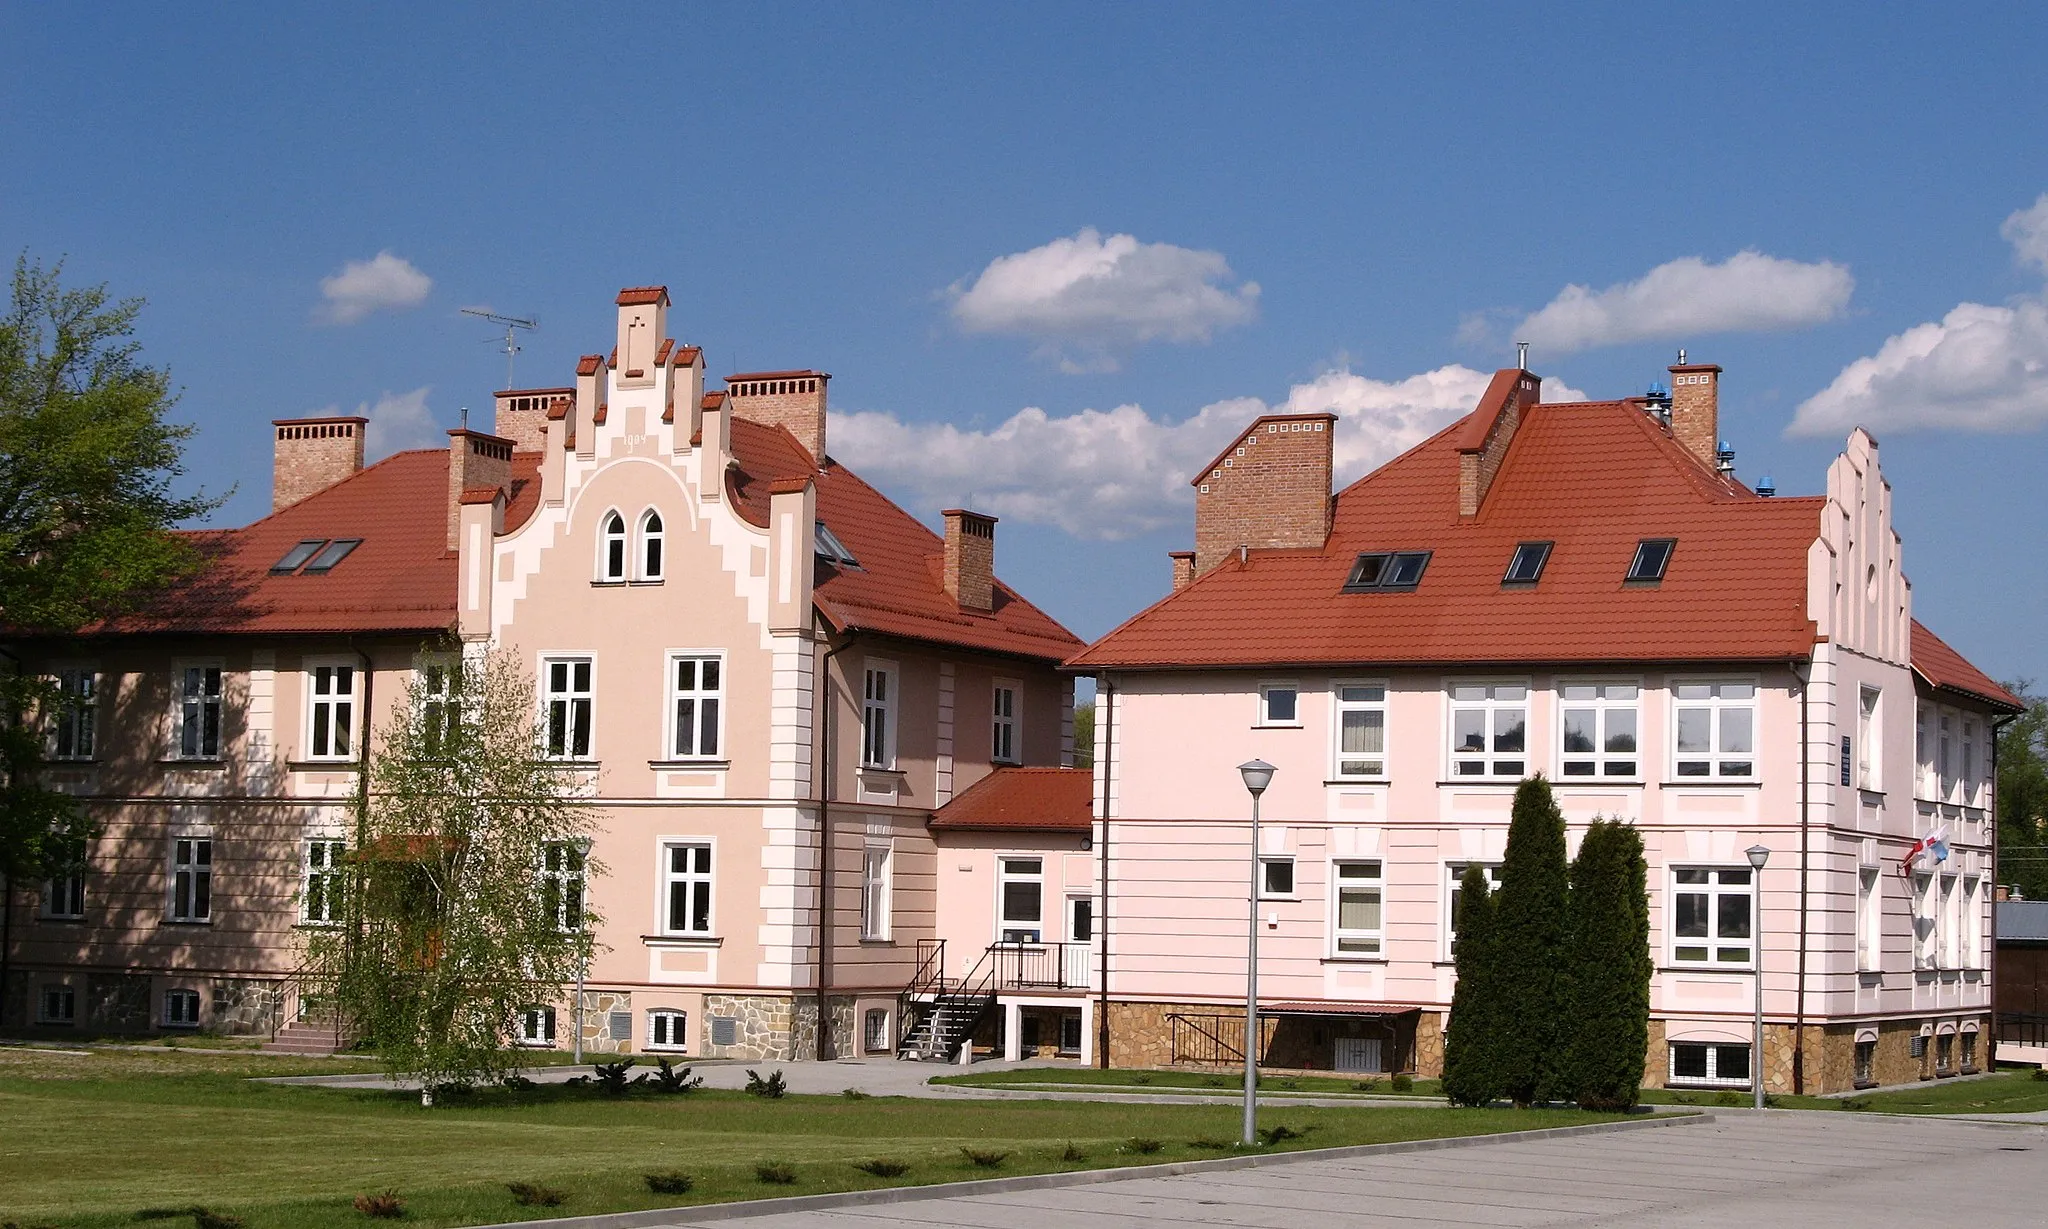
[1838,1097,1873,1112]
[592,1059,638,1096]
[562,1075,590,1086]
[352,1192,406,1219]
[429,1082,473,1101]
[2033,1067,2048,1083]
[1129,1073,1152,1085]
[650,1059,702,1094]
[1668,1092,1698,1105]
[1123,1138,1164,1154]
[1203,1075,1227,1087]
[1188,1136,1238,1150]
[644,1172,694,1195]
[505,1183,566,1208]
[853,1158,909,1177]
[1272,1077,1298,1090]
[755,1162,798,1185]
[1256,1124,1310,1145]
[1712,1091,1744,1107]
[500,1075,538,1092]
[131,1213,187,1223]
[1351,1079,1380,1092]
[1060,1142,1087,1162]
[192,1213,243,1229]
[961,1147,1009,1168]
[1763,1093,1784,1109]
[841,1087,870,1100]
[745,1068,788,1098]
[1390,1074,1414,1092]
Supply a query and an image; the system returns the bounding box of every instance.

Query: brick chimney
[1190,413,1336,574]
[942,509,997,611]
[445,429,512,551]
[272,416,367,512]
[1454,368,1542,518]
[728,370,830,464]
[1669,355,1722,468]
[493,387,573,452]
[1169,550,1196,592]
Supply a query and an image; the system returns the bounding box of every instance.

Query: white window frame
[665,652,724,761]
[1912,872,1937,969]
[637,508,665,582]
[1668,1040,1752,1088]
[1447,681,1528,779]
[49,666,98,761]
[172,661,224,760]
[860,843,892,941]
[991,680,1021,764]
[1669,865,1754,967]
[303,658,359,761]
[542,839,588,932]
[40,865,84,920]
[1671,679,1757,780]
[1940,872,1961,969]
[162,988,202,1029]
[516,1005,557,1047]
[1962,876,1983,969]
[302,838,347,925]
[1257,681,1301,728]
[1915,703,1930,795]
[539,655,595,760]
[1259,855,1296,900]
[1332,682,1388,780]
[1067,893,1094,943]
[660,840,714,936]
[1857,685,1881,791]
[1936,711,1953,799]
[597,509,627,582]
[1557,680,1640,780]
[1330,859,1384,957]
[1856,866,1881,972]
[863,1007,891,1053]
[38,984,76,1026]
[417,656,460,758]
[1444,862,1503,961]
[169,836,213,923]
[647,1008,688,1052]
[861,661,897,769]
[1961,717,1978,807]
[997,856,1044,943]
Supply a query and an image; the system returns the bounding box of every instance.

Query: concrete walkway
[651,1112,2044,1228]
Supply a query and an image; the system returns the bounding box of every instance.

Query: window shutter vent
[608,1011,632,1040]
[711,1016,738,1046]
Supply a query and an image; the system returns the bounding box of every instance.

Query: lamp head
[1237,759,1276,797]
[1746,844,1771,870]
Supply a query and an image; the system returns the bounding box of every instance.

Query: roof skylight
[1503,541,1552,585]
[814,521,860,568]
[271,540,327,574]
[301,538,362,574]
[1344,550,1431,592]
[1627,538,1675,583]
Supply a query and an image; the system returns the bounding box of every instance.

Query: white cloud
[316,251,432,325]
[830,366,1585,540]
[297,386,440,459]
[1517,250,1853,353]
[1792,195,2048,437]
[947,228,1259,372]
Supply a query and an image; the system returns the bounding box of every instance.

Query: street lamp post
[1237,759,1276,1146]
[1746,844,1771,1110]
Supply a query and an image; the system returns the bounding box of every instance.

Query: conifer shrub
[1442,865,1502,1107]
[1562,819,1651,1111]
[1494,776,1570,1105]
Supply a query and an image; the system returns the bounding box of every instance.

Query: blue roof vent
[1757,474,1776,497]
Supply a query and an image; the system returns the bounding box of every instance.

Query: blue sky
[5,4,2045,683]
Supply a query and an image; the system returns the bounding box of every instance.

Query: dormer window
[599,512,627,582]
[1627,538,1675,583]
[815,521,860,568]
[1344,550,1430,592]
[1503,541,1552,585]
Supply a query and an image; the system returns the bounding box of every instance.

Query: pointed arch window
[598,511,627,582]
[638,510,664,581]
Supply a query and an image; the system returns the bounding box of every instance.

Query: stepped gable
[1072,397,1829,670]
[725,417,1082,663]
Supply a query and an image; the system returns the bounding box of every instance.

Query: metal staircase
[897,940,999,1062]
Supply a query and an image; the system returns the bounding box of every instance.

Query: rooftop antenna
[1515,340,1530,370]
[461,308,539,390]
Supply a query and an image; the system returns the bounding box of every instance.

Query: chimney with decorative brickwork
[446,428,513,551]
[272,416,367,512]
[1169,551,1196,592]
[1190,413,1336,574]
[728,370,830,465]
[494,387,572,452]
[1669,354,1722,468]
[943,509,997,611]
[1454,368,1542,517]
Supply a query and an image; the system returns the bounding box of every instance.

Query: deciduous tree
[1997,682,2048,902]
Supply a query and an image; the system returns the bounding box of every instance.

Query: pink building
[3,285,1091,1062]
[1070,362,2021,1094]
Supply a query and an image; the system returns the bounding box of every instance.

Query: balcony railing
[1998,1011,2048,1047]
[981,941,1091,991]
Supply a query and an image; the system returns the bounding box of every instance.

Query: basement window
[1343,550,1430,592]
[814,522,860,568]
[1502,541,1552,585]
[301,538,362,574]
[1626,538,1675,583]
[270,540,328,574]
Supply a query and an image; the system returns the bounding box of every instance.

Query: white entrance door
[1334,1036,1383,1073]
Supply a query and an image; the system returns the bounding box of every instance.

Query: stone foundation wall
[574,990,633,1055]
[700,993,822,1061]
[210,978,285,1036]
[1414,1010,1445,1077]
[86,973,151,1032]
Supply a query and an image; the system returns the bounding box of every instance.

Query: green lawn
[0,1048,1625,1227]
[934,1066,1444,1098]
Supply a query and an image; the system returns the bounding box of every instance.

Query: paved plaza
[654,1112,2045,1228]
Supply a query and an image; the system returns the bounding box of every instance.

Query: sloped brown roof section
[727,418,1083,664]
[931,766,1093,832]
[1911,619,2022,711]
[1073,398,1825,670]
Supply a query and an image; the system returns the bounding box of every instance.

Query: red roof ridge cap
[615,285,669,306]
[575,354,603,377]
[727,368,830,382]
[1189,410,1339,488]
[459,485,504,505]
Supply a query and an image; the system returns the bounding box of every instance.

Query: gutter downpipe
[1793,654,1811,1095]
[1096,675,1114,1069]
[815,633,855,1061]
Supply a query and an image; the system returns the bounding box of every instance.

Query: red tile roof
[726,418,1083,662]
[576,354,603,377]
[1911,620,2022,711]
[930,767,1093,832]
[1072,395,1825,670]
[616,286,668,306]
